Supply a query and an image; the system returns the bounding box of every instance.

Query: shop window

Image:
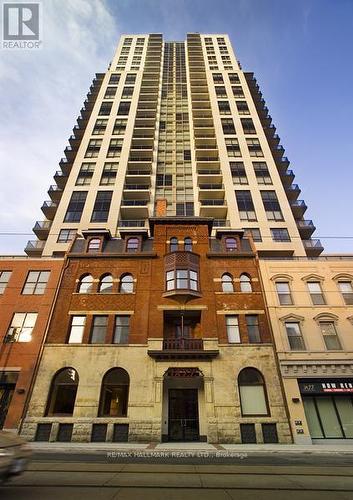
[99,274,113,294]
[98,368,129,417]
[240,274,252,292]
[119,274,134,293]
[45,368,79,416]
[221,273,234,292]
[238,368,269,416]
[78,274,94,293]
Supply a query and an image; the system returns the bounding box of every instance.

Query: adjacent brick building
[21,219,291,444]
[0,257,63,431]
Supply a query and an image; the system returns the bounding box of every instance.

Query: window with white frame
[0,271,12,294]
[307,281,326,305]
[5,313,38,343]
[337,280,353,305]
[22,271,50,295]
[285,322,306,350]
[226,315,240,343]
[319,321,342,350]
[68,315,86,343]
[275,281,293,305]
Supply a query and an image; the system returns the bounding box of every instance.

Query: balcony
[297,219,316,238]
[120,199,149,218]
[123,184,150,199]
[126,171,152,183]
[213,219,230,228]
[117,219,146,228]
[197,171,222,184]
[59,157,73,175]
[48,185,63,202]
[54,170,68,188]
[41,200,58,220]
[303,239,324,257]
[281,169,295,186]
[285,183,301,200]
[199,199,227,218]
[277,156,290,172]
[25,240,45,256]
[290,199,307,218]
[33,220,52,240]
[198,184,224,199]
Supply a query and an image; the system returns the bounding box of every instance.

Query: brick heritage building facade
[21,219,292,444]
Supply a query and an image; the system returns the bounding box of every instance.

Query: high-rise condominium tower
[26,34,322,257]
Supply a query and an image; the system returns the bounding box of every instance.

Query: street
[1,451,353,499]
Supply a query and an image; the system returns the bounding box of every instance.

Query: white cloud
[0,0,119,254]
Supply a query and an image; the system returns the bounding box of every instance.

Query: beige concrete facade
[26,33,319,258]
[259,257,353,444]
[21,342,291,444]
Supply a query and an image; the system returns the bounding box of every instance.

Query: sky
[0,0,353,254]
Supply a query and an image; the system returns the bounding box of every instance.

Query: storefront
[299,379,353,442]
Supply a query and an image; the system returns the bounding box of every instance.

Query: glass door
[168,389,199,441]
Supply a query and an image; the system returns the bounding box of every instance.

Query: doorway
[168,388,199,441]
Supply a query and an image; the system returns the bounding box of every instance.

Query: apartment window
[236,191,256,221]
[125,74,136,84]
[218,101,231,114]
[253,162,272,184]
[307,282,326,305]
[0,271,11,294]
[119,274,134,294]
[285,322,305,350]
[57,229,77,243]
[232,86,244,98]
[64,192,87,222]
[68,316,86,343]
[166,269,198,292]
[176,202,194,216]
[113,119,127,135]
[184,150,191,161]
[156,174,172,186]
[184,237,192,252]
[244,228,262,242]
[22,271,50,295]
[221,118,236,135]
[262,191,284,220]
[90,316,108,344]
[107,138,123,158]
[121,86,134,99]
[247,138,263,157]
[229,73,240,84]
[78,274,94,293]
[5,312,38,343]
[215,86,227,98]
[92,119,108,135]
[85,139,101,158]
[276,282,293,305]
[100,163,118,185]
[226,315,240,343]
[338,281,353,305]
[246,315,261,343]
[113,316,130,344]
[226,138,241,157]
[230,162,247,184]
[271,228,291,242]
[241,118,256,134]
[87,238,101,253]
[240,274,252,292]
[225,237,237,252]
[76,163,95,185]
[213,73,224,84]
[222,273,234,292]
[126,237,139,253]
[238,368,269,416]
[108,74,120,85]
[104,87,117,99]
[236,101,250,114]
[99,101,112,116]
[99,274,113,293]
[320,321,342,350]
[117,102,131,115]
[170,237,178,252]
[91,191,112,222]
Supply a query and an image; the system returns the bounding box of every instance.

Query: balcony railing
[118,220,146,228]
[121,200,148,206]
[303,239,323,249]
[200,199,225,206]
[213,219,230,227]
[199,184,224,190]
[124,184,150,190]
[163,338,203,351]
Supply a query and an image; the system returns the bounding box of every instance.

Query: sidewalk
[29,441,353,455]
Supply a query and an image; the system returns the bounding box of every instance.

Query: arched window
[87,238,101,253]
[170,237,178,252]
[99,274,113,294]
[240,273,252,292]
[238,368,268,416]
[119,273,134,293]
[221,273,234,292]
[45,368,79,416]
[98,368,129,417]
[126,237,139,253]
[225,237,237,252]
[78,274,94,293]
[184,237,192,252]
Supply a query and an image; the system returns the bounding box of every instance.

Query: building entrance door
[168,388,199,441]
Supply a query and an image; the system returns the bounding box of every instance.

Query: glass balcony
[303,239,324,257]
[297,219,316,238]
[41,200,58,220]
[33,220,52,240]
[48,185,63,202]
[291,199,307,218]
[25,240,45,256]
